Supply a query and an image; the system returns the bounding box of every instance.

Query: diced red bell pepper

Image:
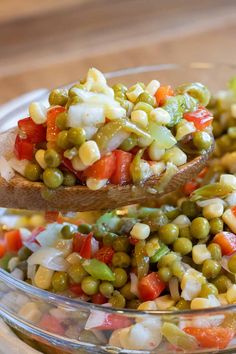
[61,158,83,180]
[213,232,236,255]
[83,153,116,180]
[183,181,199,196]
[14,135,34,160]
[0,241,6,258]
[46,106,65,142]
[183,327,234,349]
[129,236,140,245]
[45,211,59,223]
[4,230,22,252]
[184,106,213,131]
[69,283,84,296]
[18,117,46,143]
[38,314,64,335]
[138,272,166,301]
[94,246,114,264]
[94,313,132,330]
[92,293,107,305]
[155,85,174,106]
[110,150,133,185]
[79,232,93,259]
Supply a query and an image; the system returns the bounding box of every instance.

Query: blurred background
[0,0,236,105]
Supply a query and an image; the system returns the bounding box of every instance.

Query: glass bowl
[1,63,236,354]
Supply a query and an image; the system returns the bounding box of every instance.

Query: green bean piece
[63,171,76,186]
[113,237,130,252]
[207,243,222,261]
[190,217,210,239]
[133,102,153,115]
[25,163,42,182]
[56,130,72,150]
[199,283,218,298]
[158,252,180,268]
[191,183,234,201]
[68,263,87,283]
[212,275,232,293]
[158,267,172,282]
[18,247,32,261]
[158,223,179,245]
[164,94,198,127]
[129,148,145,184]
[135,92,155,106]
[67,127,86,146]
[43,168,64,189]
[202,259,221,279]
[83,259,115,281]
[209,218,224,235]
[135,240,149,279]
[78,224,92,234]
[81,276,100,295]
[56,112,68,130]
[171,261,185,280]
[120,282,136,300]
[103,232,118,246]
[176,299,190,310]
[127,299,141,309]
[161,322,198,350]
[61,225,74,239]
[99,281,114,298]
[52,272,68,292]
[179,226,191,239]
[193,131,212,151]
[113,268,128,288]
[164,207,181,220]
[149,244,169,263]
[175,82,211,106]
[109,291,126,308]
[119,134,137,151]
[44,149,61,168]
[173,238,192,255]
[181,201,199,219]
[112,252,131,268]
[0,253,16,271]
[228,254,236,273]
[49,88,68,106]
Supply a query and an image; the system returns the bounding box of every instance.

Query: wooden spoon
[0,129,213,211]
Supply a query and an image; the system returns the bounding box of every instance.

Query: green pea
[199,283,218,298]
[25,163,42,181]
[209,218,224,234]
[49,89,68,106]
[207,243,222,261]
[18,247,32,261]
[52,272,68,292]
[67,127,86,146]
[56,112,68,130]
[171,261,185,280]
[81,276,100,295]
[136,92,155,106]
[127,299,141,309]
[228,254,236,273]
[61,225,74,239]
[179,226,191,239]
[119,134,137,151]
[212,275,232,293]
[63,171,76,186]
[92,224,106,239]
[133,102,153,115]
[173,238,192,255]
[78,224,92,234]
[158,224,179,245]
[190,217,210,239]
[56,130,72,150]
[112,252,131,268]
[113,237,130,252]
[202,259,221,279]
[120,282,136,300]
[103,232,118,246]
[68,263,88,283]
[158,267,172,282]
[44,149,61,168]
[193,131,212,151]
[176,299,190,310]
[99,281,114,298]
[43,168,63,188]
[109,291,126,308]
[181,201,199,219]
[113,268,128,288]
[158,252,180,268]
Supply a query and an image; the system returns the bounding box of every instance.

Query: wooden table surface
[0,0,236,104]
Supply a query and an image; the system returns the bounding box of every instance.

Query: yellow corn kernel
[126,84,144,103]
[138,301,157,311]
[227,284,236,304]
[191,297,211,309]
[86,177,108,190]
[78,140,101,166]
[148,140,165,161]
[192,244,211,265]
[155,295,176,310]
[35,149,47,169]
[231,103,236,118]
[71,155,87,171]
[145,238,160,257]
[163,147,187,166]
[29,102,47,124]
[218,293,228,305]
[176,120,196,141]
[150,161,166,176]
[18,302,42,323]
[220,174,236,190]
[150,108,171,125]
[66,252,82,265]
[222,209,236,234]
[130,223,150,240]
[131,110,148,128]
[34,266,54,290]
[202,203,224,219]
[29,214,45,228]
[145,80,160,96]
[105,106,126,120]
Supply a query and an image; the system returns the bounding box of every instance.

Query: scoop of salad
[6,68,213,190]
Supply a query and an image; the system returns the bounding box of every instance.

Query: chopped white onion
[197,198,226,207]
[68,103,105,128]
[8,157,28,176]
[130,272,140,297]
[0,156,15,181]
[27,247,69,271]
[23,241,40,253]
[226,192,236,207]
[102,130,129,155]
[169,277,180,301]
[91,237,99,255]
[85,310,107,330]
[36,223,63,247]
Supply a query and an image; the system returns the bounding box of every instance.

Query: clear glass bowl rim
[1,61,236,317]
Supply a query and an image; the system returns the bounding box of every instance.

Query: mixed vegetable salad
[2,68,214,191]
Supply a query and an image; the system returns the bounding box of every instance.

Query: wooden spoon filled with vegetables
[0,68,214,211]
